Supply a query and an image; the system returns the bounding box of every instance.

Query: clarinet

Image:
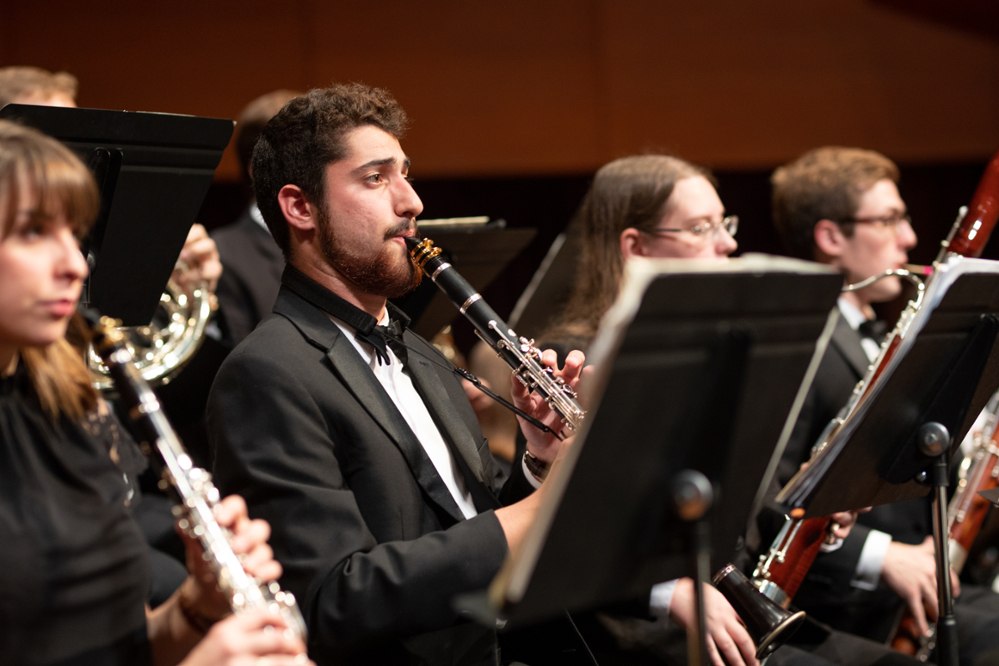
[405,236,584,434]
[81,309,308,640]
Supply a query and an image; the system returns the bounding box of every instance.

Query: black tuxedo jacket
[779,310,931,640]
[212,209,285,346]
[208,286,535,665]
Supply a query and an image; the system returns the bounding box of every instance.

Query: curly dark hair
[251,83,409,257]
[772,147,899,260]
[235,89,302,186]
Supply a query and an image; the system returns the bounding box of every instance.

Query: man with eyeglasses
[771,146,999,661]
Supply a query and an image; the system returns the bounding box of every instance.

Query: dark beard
[316,207,422,299]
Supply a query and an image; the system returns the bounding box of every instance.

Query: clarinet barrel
[405,235,584,433]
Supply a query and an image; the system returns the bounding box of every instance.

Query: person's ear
[813,219,846,260]
[277,184,316,232]
[620,228,646,260]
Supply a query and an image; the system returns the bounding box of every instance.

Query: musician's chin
[869,276,904,304]
[380,257,423,299]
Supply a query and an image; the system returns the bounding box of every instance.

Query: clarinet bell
[713,564,806,659]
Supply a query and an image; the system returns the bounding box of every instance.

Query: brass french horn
[87,259,214,390]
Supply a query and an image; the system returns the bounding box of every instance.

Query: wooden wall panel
[1,0,997,179]
[599,0,999,168]
[304,1,605,175]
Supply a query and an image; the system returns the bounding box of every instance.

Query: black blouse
[0,366,151,666]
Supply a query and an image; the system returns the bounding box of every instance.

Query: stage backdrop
[2,0,997,181]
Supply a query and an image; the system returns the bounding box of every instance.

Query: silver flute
[405,236,584,434]
[81,309,307,640]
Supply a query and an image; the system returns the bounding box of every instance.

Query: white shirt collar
[838,297,882,362]
[325,309,478,519]
[326,310,392,367]
[248,203,271,235]
[837,297,868,330]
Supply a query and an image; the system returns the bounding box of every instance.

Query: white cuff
[649,579,680,620]
[852,529,892,591]
[522,454,544,489]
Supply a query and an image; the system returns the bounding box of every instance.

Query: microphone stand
[672,470,714,666]
[919,423,959,666]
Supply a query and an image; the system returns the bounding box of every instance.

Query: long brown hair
[0,120,100,419]
[545,155,712,345]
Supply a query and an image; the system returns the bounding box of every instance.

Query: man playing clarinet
[206,84,589,666]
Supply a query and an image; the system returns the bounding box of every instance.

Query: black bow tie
[281,264,411,365]
[858,318,888,343]
[357,319,408,366]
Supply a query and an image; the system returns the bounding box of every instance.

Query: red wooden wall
[2,0,997,180]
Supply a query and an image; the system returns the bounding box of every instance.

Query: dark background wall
[3,0,998,346]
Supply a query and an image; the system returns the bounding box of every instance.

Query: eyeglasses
[648,215,739,240]
[839,212,911,228]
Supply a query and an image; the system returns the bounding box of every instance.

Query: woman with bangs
[0,119,312,666]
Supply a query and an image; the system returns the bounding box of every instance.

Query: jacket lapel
[402,333,489,490]
[830,312,872,379]
[274,288,466,523]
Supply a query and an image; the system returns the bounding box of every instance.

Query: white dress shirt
[334,309,683,616]
[837,297,882,363]
[836,298,892,589]
[329,311,479,520]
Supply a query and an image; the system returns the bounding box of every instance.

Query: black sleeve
[209,349,510,655]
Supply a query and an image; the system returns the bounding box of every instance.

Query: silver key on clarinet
[82,309,308,641]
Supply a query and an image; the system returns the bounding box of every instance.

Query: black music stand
[0,104,234,325]
[462,255,842,663]
[506,216,582,338]
[776,256,999,666]
[392,222,535,338]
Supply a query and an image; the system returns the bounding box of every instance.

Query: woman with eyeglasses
[543,155,738,352]
[537,154,764,666]
[0,119,312,666]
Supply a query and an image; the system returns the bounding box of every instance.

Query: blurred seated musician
[211,89,300,347]
[772,146,999,661]
[0,65,78,108]
[0,119,311,666]
[542,154,921,666]
[0,62,224,579]
[0,64,223,298]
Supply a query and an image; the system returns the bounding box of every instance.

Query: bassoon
[751,148,999,610]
